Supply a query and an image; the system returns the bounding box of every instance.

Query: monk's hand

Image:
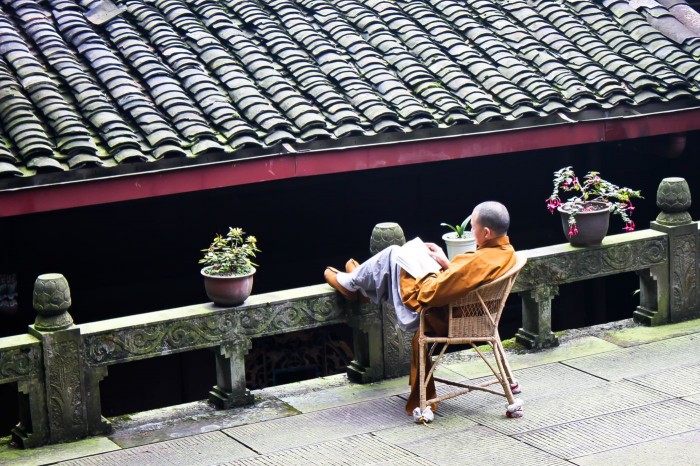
[424,242,449,269]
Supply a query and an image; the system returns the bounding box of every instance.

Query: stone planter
[442,231,476,259]
[202,267,255,306]
[558,201,611,247]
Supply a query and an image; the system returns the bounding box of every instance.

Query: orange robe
[399,236,516,414]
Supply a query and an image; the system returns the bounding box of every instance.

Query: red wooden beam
[1,108,699,217]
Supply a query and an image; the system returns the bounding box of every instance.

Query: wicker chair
[418,252,527,419]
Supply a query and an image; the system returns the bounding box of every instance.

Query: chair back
[448,252,527,338]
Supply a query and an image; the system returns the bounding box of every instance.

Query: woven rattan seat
[418,252,527,419]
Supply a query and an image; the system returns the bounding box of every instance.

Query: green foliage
[199,227,260,276]
[441,215,472,238]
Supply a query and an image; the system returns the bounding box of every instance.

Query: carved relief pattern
[529,285,559,303]
[356,304,382,334]
[220,337,253,359]
[83,314,235,365]
[382,303,411,376]
[672,234,697,311]
[238,296,345,336]
[516,238,667,290]
[47,340,83,438]
[0,345,40,383]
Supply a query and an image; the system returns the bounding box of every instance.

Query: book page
[394,237,442,278]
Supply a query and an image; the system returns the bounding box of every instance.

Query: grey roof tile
[0,0,697,181]
[26,155,65,171]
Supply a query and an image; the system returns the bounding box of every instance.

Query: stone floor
[2,318,700,465]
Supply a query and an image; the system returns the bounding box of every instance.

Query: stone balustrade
[1,177,698,449]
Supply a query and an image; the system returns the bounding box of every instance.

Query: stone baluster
[637,177,699,324]
[28,273,89,443]
[515,285,559,349]
[209,336,254,409]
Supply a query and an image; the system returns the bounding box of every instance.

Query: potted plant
[441,215,476,259]
[546,166,642,247]
[199,227,260,306]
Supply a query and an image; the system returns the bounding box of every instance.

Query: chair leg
[491,342,514,403]
[492,341,523,418]
[494,339,520,393]
[418,336,426,414]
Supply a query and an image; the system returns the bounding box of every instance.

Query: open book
[395,237,442,278]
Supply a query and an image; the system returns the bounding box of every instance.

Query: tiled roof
[0,0,699,181]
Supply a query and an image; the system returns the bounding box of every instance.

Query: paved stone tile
[444,336,619,379]
[57,431,254,465]
[685,394,700,405]
[373,414,478,445]
[571,429,700,466]
[278,375,410,413]
[401,424,570,466]
[108,396,299,449]
[223,397,410,454]
[0,437,120,466]
[563,334,700,381]
[600,318,700,347]
[628,362,700,397]
[220,433,429,465]
[464,380,671,435]
[435,362,609,416]
[514,399,700,460]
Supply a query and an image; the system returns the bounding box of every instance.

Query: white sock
[335,271,359,291]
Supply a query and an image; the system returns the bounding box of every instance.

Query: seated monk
[324,201,516,418]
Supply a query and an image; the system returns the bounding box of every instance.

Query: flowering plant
[199,227,260,276]
[546,167,642,237]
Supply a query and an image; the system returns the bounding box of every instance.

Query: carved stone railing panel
[513,230,669,349]
[514,230,668,292]
[82,311,237,366]
[80,286,347,367]
[1,333,48,448]
[0,335,42,384]
[237,289,345,337]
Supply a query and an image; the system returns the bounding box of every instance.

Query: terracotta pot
[442,231,476,260]
[558,201,611,247]
[201,267,255,306]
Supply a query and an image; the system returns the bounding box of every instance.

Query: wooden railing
[1,177,698,448]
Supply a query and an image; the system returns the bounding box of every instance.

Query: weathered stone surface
[514,230,668,291]
[564,333,700,381]
[223,433,425,465]
[223,397,408,454]
[572,429,700,466]
[468,380,671,436]
[0,436,120,466]
[0,334,41,383]
[83,312,236,365]
[401,424,571,466]
[514,399,700,460]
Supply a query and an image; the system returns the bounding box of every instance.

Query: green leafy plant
[441,215,472,238]
[199,227,260,276]
[546,166,642,237]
